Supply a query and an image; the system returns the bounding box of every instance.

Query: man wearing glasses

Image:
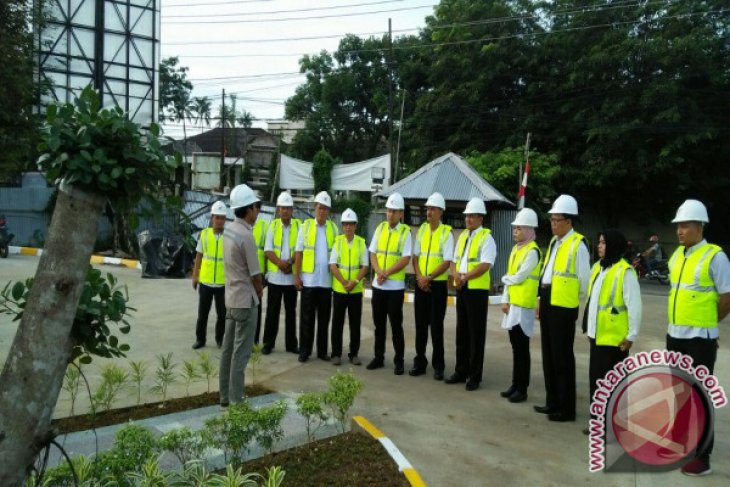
[534,194,590,422]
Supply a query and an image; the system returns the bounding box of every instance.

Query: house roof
[380,152,514,206]
[168,127,278,156]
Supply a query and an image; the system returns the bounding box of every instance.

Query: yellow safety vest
[300,219,338,274]
[454,228,491,290]
[199,228,225,285]
[543,231,585,308]
[266,218,301,273]
[668,242,721,328]
[252,219,268,273]
[507,242,541,308]
[332,234,366,294]
[417,222,452,281]
[374,221,411,282]
[587,260,633,346]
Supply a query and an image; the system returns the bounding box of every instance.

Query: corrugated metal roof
[380,152,514,206]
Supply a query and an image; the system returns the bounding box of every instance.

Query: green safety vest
[668,242,722,328]
[266,218,301,273]
[374,221,411,282]
[587,260,633,346]
[332,234,366,294]
[543,231,585,308]
[199,228,225,285]
[454,228,491,290]
[252,219,268,273]
[417,222,452,281]
[507,242,541,308]
[300,219,338,274]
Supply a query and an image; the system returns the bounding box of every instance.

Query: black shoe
[286,348,299,355]
[500,385,517,398]
[444,373,466,384]
[408,367,426,377]
[318,354,330,362]
[548,412,576,422]
[192,341,205,350]
[534,405,555,415]
[433,370,444,381]
[465,380,480,391]
[394,363,405,375]
[508,391,528,403]
[298,355,308,363]
[216,340,223,348]
[262,347,272,355]
[366,359,384,370]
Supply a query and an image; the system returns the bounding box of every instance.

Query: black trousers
[454,288,489,383]
[508,325,531,394]
[371,288,405,364]
[263,283,298,352]
[299,287,332,359]
[538,286,578,418]
[195,284,226,344]
[667,334,717,460]
[254,304,263,344]
[331,291,362,358]
[588,338,627,402]
[413,281,447,372]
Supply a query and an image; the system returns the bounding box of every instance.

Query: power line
[164,0,273,7]
[164,0,410,17]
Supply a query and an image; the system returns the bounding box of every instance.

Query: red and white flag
[517,157,530,210]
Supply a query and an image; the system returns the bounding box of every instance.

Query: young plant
[181,358,201,396]
[150,352,177,405]
[254,400,288,455]
[125,454,174,487]
[62,362,82,415]
[197,351,217,393]
[177,460,214,486]
[296,392,329,443]
[261,466,286,487]
[208,464,259,487]
[128,359,148,405]
[158,426,211,466]
[97,363,130,412]
[204,401,259,467]
[323,371,364,433]
[248,343,263,386]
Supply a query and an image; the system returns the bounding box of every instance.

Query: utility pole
[394,89,406,183]
[220,89,226,191]
[387,18,394,185]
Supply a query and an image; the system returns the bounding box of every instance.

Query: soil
[51,384,272,434]
[244,431,410,487]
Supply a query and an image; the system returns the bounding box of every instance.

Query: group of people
[192,184,729,477]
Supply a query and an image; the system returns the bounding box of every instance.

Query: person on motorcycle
[641,234,663,273]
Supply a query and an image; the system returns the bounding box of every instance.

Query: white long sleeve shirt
[540,228,591,300]
[501,247,540,337]
[585,265,642,342]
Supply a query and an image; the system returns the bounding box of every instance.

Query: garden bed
[52,384,272,434]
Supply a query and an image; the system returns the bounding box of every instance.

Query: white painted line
[379,437,413,471]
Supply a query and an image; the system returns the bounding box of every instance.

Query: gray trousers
[219,306,257,404]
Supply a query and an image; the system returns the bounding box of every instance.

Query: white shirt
[295,220,333,288]
[668,239,730,339]
[264,220,294,286]
[501,246,540,337]
[329,236,369,267]
[457,230,496,274]
[585,265,642,342]
[196,228,224,288]
[368,223,413,291]
[540,228,591,300]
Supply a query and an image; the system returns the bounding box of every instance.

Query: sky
[160,0,437,137]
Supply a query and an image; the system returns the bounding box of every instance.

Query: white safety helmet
[314,191,332,208]
[463,197,486,215]
[385,193,405,210]
[341,208,358,223]
[276,191,294,207]
[548,194,578,215]
[211,201,228,216]
[229,184,259,209]
[672,199,709,223]
[425,192,446,210]
[511,208,538,227]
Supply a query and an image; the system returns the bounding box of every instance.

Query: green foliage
[197,351,217,394]
[62,362,82,415]
[91,363,130,413]
[129,359,148,405]
[323,371,363,433]
[295,392,329,443]
[254,401,288,455]
[204,401,259,467]
[0,267,134,364]
[311,148,337,194]
[87,424,159,486]
[150,353,177,405]
[207,465,259,487]
[259,466,286,487]
[331,197,372,237]
[36,85,178,208]
[126,455,174,487]
[158,426,211,466]
[159,57,193,122]
[181,358,201,396]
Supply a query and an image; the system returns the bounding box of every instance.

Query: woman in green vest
[500,208,541,403]
[582,229,641,433]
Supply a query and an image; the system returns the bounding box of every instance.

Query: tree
[311,148,337,194]
[192,96,212,133]
[159,56,193,122]
[0,87,177,485]
[0,0,40,182]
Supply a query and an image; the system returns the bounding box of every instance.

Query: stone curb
[351,415,427,487]
[8,246,141,269]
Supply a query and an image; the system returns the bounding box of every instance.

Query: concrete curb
[8,246,142,270]
[352,415,427,487]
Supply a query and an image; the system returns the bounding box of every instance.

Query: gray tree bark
[0,182,105,486]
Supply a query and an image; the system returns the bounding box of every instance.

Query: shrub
[254,401,288,455]
[128,359,148,405]
[150,352,177,405]
[204,401,259,467]
[295,392,328,443]
[323,371,363,433]
[197,351,217,393]
[181,358,201,396]
[90,363,129,413]
[158,426,211,466]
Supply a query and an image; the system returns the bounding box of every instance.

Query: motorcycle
[632,253,669,285]
[0,215,14,258]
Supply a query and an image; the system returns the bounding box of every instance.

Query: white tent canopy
[279,154,391,192]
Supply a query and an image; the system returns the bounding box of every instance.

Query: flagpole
[518,132,531,210]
